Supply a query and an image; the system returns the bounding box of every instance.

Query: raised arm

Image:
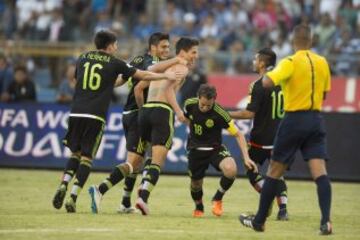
[229,110,255,119]
[148,56,187,73]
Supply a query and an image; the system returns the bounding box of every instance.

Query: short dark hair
[94,30,117,50]
[148,32,170,49]
[197,84,217,100]
[176,37,199,54]
[257,48,277,68]
[293,24,312,47]
[14,65,27,73]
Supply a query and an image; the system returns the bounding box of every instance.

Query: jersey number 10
[82,62,103,90]
[271,91,285,119]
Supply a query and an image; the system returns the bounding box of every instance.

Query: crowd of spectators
[0,0,359,103]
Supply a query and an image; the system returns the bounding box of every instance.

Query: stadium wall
[0,102,359,181]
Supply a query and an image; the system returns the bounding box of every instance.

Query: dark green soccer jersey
[123,53,159,111]
[246,77,284,146]
[184,98,232,150]
[71,50,136,120]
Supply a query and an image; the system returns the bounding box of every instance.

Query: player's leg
[187,149,208,217]
[212,149,237,216]
[52,152,80,209]
[190,178,204,217]
[65,118,104,213]
[246,147,266,193]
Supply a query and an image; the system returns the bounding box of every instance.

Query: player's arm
[114,74,127,87]
[133,69,181,82]
[134,80,150,108]
[263,58,294,88]
[227,121,258,173]
[147,56,187,73]
[229,110,255,119]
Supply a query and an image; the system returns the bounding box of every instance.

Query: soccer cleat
[319,221,332,235]
[52,185,67,209]
[64,198,76,213]
[88,185,102,214]
[117,204,138,214]
[135,197,149,215]
[277,208,289,221]
[211,200,223,216]
[192,209,204,218]
[239,213,265,232]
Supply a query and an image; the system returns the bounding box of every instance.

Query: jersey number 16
[82,62,103,90]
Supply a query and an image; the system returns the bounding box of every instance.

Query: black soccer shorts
[122,110,146,156]
[63,116,105,159]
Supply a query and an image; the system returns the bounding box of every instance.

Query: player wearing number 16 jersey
[230,48,289,220]
[52,30,179,213]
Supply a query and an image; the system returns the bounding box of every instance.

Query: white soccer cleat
[117,204,138,214]
[135,197,149,216]
[88,185,102,214]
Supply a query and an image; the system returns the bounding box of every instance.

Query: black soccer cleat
[239,214,265,232]
[277,208,289,221]
[319,221,332,235]
[52,185,67,209]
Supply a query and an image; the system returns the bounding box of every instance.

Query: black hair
[197,84,217,100]
[148,32,170,49]
[175,37,199,54]
[94,30,117,50]
[257,48,277,68]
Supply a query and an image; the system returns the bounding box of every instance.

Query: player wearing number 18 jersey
[52,30,178,213]
[230,48,289,220]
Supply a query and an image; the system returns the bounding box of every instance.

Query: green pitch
[0,169,359,240]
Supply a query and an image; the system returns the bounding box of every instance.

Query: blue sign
[0,103,252,175]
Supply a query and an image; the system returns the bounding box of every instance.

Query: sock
[315,175,332,225]
[99,163,129,195]
[246,169,264,193]
[61,156,80,187]
[139,163,160,203]
[212,176,235,201]
[276,178,288,210]
[122,173,137,208]
[191,186,204,211]
[254,177,279,224]
[140,157,152,187]
[70,157,92,202]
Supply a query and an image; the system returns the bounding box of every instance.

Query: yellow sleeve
[226,120,239,136]
[266,58,294,86]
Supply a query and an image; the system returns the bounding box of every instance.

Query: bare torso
[147,64,188,103]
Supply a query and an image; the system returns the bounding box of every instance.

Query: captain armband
[226,120,239,136]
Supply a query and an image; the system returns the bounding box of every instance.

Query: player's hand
[176,56,188,66]
[165,71,184,81]
[244,158,258,173]
[176,111,187,123]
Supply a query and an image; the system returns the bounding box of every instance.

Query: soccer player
[184,84,258,218]
[229,48,289,220]
[239,24,333,235]
[88,32,186,214]
[135,37,199,215]
[52,30,180,213]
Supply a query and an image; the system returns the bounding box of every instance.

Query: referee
[239,24,332,235]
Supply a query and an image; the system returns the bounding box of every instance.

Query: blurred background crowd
[0,0,359,104]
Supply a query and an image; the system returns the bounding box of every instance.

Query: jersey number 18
[82,62,103,90]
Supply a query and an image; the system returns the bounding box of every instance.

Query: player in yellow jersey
[239,24,332,235]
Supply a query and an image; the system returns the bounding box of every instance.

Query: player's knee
[191,179,203,190]
[222,159,237,178]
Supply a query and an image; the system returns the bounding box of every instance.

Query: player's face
[198,96,215,113]
[184,46,199,68]
[109,41,118,54]
[252,54,260,73]
[155,40,170,60]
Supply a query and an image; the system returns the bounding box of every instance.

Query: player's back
[71,50,135,121]
[147,64,187,103]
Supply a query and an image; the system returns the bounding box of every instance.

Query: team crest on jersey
[205,119,214,128]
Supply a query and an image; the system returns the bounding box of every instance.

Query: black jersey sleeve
[183,97,198,118]
[213,103,232,129]
[116,59,137,80]
[246,80,265,113]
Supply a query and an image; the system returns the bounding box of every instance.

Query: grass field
[0,169,359,240]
